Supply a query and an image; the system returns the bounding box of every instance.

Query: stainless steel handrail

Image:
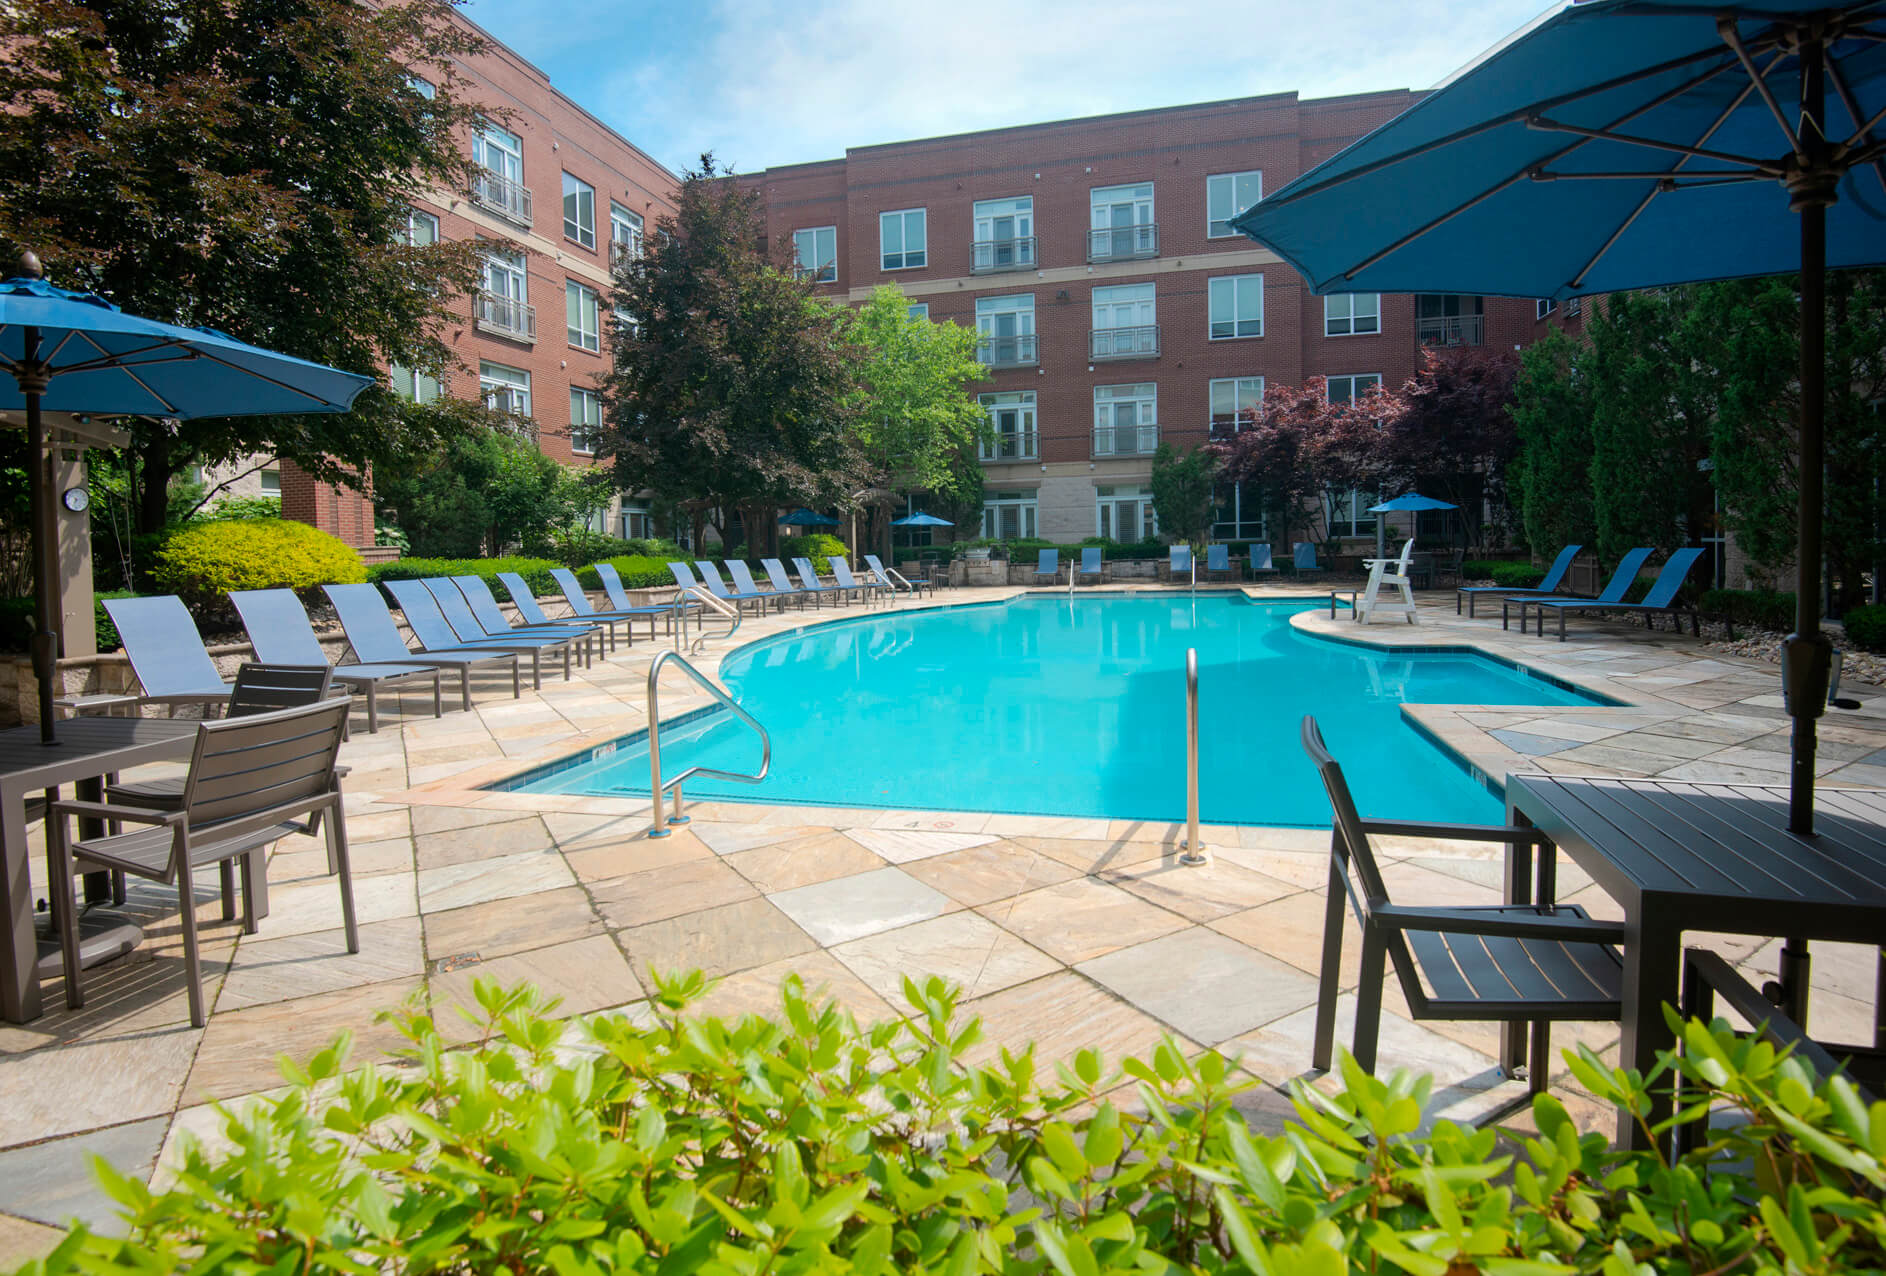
[646,649,770,837]
[1180,647,1208,865]
[677,585,739,653]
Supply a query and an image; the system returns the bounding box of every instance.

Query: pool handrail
[645,649,770,838]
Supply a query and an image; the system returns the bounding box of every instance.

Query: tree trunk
[135,434,172,536]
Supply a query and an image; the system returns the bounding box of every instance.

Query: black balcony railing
[971,237,1038,273]
[1093,425,1159,457]
[1417,313,1484,346]
[1089,324,1160,361]
[976,333,1038,368]
[980,432,1038,462]
[470,169,533,227]
[1087,223,1158,263]
[475,291,537,342]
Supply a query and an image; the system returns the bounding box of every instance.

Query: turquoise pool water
[503,595,1605,827]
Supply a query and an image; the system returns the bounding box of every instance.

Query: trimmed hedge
[1489,561,1548,590]
[573,554,680,592]
[895,536,1172,565]
[0,589,137,654]
[152,519,364,616]
[1701,588,1798,633]
[1844,603,1886,652]
[368,556,560,603]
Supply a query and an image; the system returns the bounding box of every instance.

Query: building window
[1091,282,1158,360]
[610,203,644,264]
[1212,482,1265,541]
[1208,376,1265,437]
[1094,382,1157,457]
[475,121,523,182]
[1096,484,1157,542]
[979,391,1037,462]
[476,246,535,340]
[1325,372,1382,537]
[562,172,596,249]
[794,226,837,283]
[1536,297,1558,320]
[982,488,1037,540]
[907,302,929,320]
[1417,294,1485,346]
[389,364,442,404]
[407,74,435,99]
[258,468,282,496]
[975,293,1036,367]
[480,361,531,416]
[879,208,927,270]
[1325,373,1382,405]
[1208,274,1264,340]
[570,387,603,454]
[1325,293,1380,336]
[1206,170,1262,238]
[1090,182,1156,262]
[1565,296,1583,317]
[402,208,439,247]
[972,196,1034,272]
[470,121,530,224]
[566,281,600,352]
[620,500,651,540]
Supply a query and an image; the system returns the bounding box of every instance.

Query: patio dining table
[0,716,199,1022]
[1503,773,1886,1151]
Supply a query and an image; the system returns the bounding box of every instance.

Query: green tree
[604,155,864,556]
[1509,330,1597,558]
[376,426,572,559]
[1150,443,1219,552]
[0,0,489,534]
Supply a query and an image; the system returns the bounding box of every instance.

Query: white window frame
[1095,484,1158,542]
[981,489,1038,540]
[562,172,595,250]
[975,293,1036,366]
[879,207,927,270]
[407,74,435,100]
[1208,376,1265,435]
[474,121,523,182]
[1206,170,1262,238]
[1536,297,1558,320]
[972,196,1034,270]
[794,226,837,283]
[482,245,527,300]
[258,469,282,496]
[569,386,603,455]
[1325,373,1382,405]
[1213,480,1266,541]
[1208,274,1264,340]
[402,208,439,247]
[1324,293,1380,336]
[479,361,531,417]
[1324,372,1382,535]
[566,280,600,352]
[979,391,1037,462]
[1093,382,1158,457]
[907,302,929,320]
[610,203,644,263]
[389,364,442,404]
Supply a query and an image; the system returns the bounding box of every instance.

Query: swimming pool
[501,595,1606,827]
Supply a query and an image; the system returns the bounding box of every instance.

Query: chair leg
[1352,937,1387,1075]
[238,852,260,934]
[1527,1021,1551,1095]
[365,685,379,735]
[50,820,84,1011]
[218,860,236,922]
[177,866,206,1028]
[1311,847,1347,1071]
[329,803,358,954]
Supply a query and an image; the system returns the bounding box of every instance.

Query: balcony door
[474,124,523,184]
[973,197,1033,270]
[484,248,527,303]
[1091,183,1152,259]
[982,393,1036,461]
[975,295,1035,366]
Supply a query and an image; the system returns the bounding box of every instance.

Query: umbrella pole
[22,326,60,746]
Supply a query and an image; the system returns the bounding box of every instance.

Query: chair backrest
[728,560,767,594]
[227,662,336,717]
[1593,547,1656,603]
[863,555,895,584]
[693,561,732,597]
[1082,547,1103,573]
[382,579,474,649]
[1392,539,1415,571]
[594,562,632,610]
[1641,547,1705,608]
[830,557,860,586]
[451,576,516,634]
[1207,544,1228,571]
[1037,549,1059,574]
[1169,546,1191,571]
[792,558,823,589]
[420,578,497,640]
[1294,542,1319,570]
[101,596,227,696]
[1251,545,1274,571]
[668,561,699,590]
[181,698,349,834]
[322,584,419,663]
[762,559,798,592]
[1537,544,1582,592]
[497,572,557,625]
[1300,716,1397,939]
[549,568,599,617]
[230,589,329,667]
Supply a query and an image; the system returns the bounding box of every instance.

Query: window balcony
[470,169,533,227]
[1089,324,1160,361]
[980,432,1038,463]
[1093,425,1159,457]
[1087,224,1158,264]
[971,237,1037,274]
[475,291,537,342]
[976,334,1038,369]
[1417,313,1484,347]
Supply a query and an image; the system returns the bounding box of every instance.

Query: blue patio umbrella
[1233,0,1886,835]
[779,507,841,527]
[890,511,954,527]
[1,255,374,742]
[1367,494,1459,557]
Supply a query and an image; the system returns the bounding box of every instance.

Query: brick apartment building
[742,93,1551,549]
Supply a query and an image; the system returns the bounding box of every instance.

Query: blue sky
[461,0,1553,177]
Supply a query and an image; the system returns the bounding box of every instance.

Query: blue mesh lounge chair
[667,561,703,592]
[767,558,842,607]
[546,568,670,643]
[831,557,893,605]
[1522,547,1704,642]
[595,562,698,627]
[1292,542,1324,575]
[452,575,600,653]
[1250,545,1279,576]
[1457,544,1581,619]
[499,570,620,653]
[231,588,442,733]
[864,554,929,599]
[1076,547,1105,585]
[694,561,776,615]
[422,577,594,671]
[1167,545,1194,584]
[381,579,570,687]
[322,583,521,703]
[793,557,857,605]
[101,595,236,711]
[731,559,797,609]
[1502,547,1653,634]
[1205,544,1234,582]
[1033,549,1060,585]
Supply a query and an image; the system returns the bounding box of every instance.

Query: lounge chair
[736,559,803,609]
[792,557,854,605]
[1292,542,1323,575]
[546,567,670,643]
[100,595,235,711]
[1167,545,1194,584]
[595,562,697,627]
[1204,544,1235,582]
[831,557,893,606]
[1502,546,1653,633]
[1033,549,1061,585]
[323,583,523,703]
[1523,547,1704,642]
[863,554,929,599]
[231,588,443,733]
[411,577,592,674]
[693,560,775,615]
[1249,545,1279,577]
[667,561,703,593]
[452,575,601,652]
[767,557,843,607]
[381,579,569,688]
[1076,547,1105,585]
[48,698,356,1027]
[1457,544,1581,618]
[1301,715,1623,1099]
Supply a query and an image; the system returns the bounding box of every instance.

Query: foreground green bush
[368,556,561,603]
[1845,603,1886,652]
[19,975,1886,1274]
[1700,588,1799,634]
[152,518,364,615]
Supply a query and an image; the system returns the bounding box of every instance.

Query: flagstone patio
[2,581,1881,1260]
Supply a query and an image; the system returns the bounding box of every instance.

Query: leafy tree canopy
[1148,444,1218,551]
[845,287,988,506]
[1508,330,1597,558]
[375,425,582,560]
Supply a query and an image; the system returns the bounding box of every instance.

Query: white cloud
[468,0,1551,175]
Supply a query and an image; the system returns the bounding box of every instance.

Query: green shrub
[1489,561,1548,589]
[200,494,282,521]
[20,976,1886,1274]
[782,531,848,573]
[522,528,637,568]
[573,554,679,592]
[1701,588,1799,633]
[152,519,364,615]
[368,556,560,603]
[1844,602,1886,652]
[0,589,136,653]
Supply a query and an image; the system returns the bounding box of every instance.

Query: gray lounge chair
[864,554,928,598]
[1292,542,1323,575]
[322,583,523,703]
[730,560,798,608]
[383,579,580,684]
[1076,547,1105,584]
[1033,549,1060,585]
[793,557,853,605]
[1302,715,1623,1099]
[694,561,775,615]
[232,588,442,733]
[1523,547,1704,641]
[547,567,676,642]
[766,558,840,607]
[1457,544,1581,618]
[594,562,696,626]
[48,697,356,1027]
[667,561,702,593]
[1250,545,1279,576]
[1502,546,1653,633]
[831,557,892,606]
[100,595,235,711]
[454,574,598,648]
[1205,544,1234,582]
[1167,545,1194,584]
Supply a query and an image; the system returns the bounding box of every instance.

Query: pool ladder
[675,586,740,654]
[1180,647,1208,866]
[645,649,771,838]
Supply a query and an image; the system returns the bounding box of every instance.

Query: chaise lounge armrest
[48,799,184,827]
[1372,902,1624,944]
[1356,818,1552,845]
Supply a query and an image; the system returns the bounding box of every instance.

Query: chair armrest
[1374,903,1625,944]
[49,799,185,827]
[1357,819,1551,846]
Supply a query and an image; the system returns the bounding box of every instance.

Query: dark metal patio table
[0,717,198,1022]
[1503,773,1886,1151]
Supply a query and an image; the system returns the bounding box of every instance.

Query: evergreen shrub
[1700,589,1799,633]
[1844,603,1886,652]
[368,557,559,603]
[152,519,364,615]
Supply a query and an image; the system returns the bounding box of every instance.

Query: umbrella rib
[1524,117,1781,174]
[1533,169,1764,181]
[1717,21,1804,158]
[161,346,355,409]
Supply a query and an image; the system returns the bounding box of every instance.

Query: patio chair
[1204,544,1235,582]
[450,575,602,658]
[1292,542,1324,575]
[864,554,929,599]
[1250,545,1279,577]
[47,697,356,1027]
[415,577,592,674]
[1033,549,1061,585]
[667,561,702,594]
[769,557,843,607]
[1167,545,1194,584]
[323,583,523,703]
[831,557,893,606]
[381,579,579,686]
[1302,715,1625,1099]
[1501,547,1652,632]
[231,588,442,733]
[100,595,235,712]
[693,561,775,615]
[1356,539,1417,625]
[1457,544,1581,618]
[594,562,698,629]
[728,559,797,608]
[1522,547,1704,642]
[544,568,668,643]
[1076,547,1105,585]
[793,557,854,605]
